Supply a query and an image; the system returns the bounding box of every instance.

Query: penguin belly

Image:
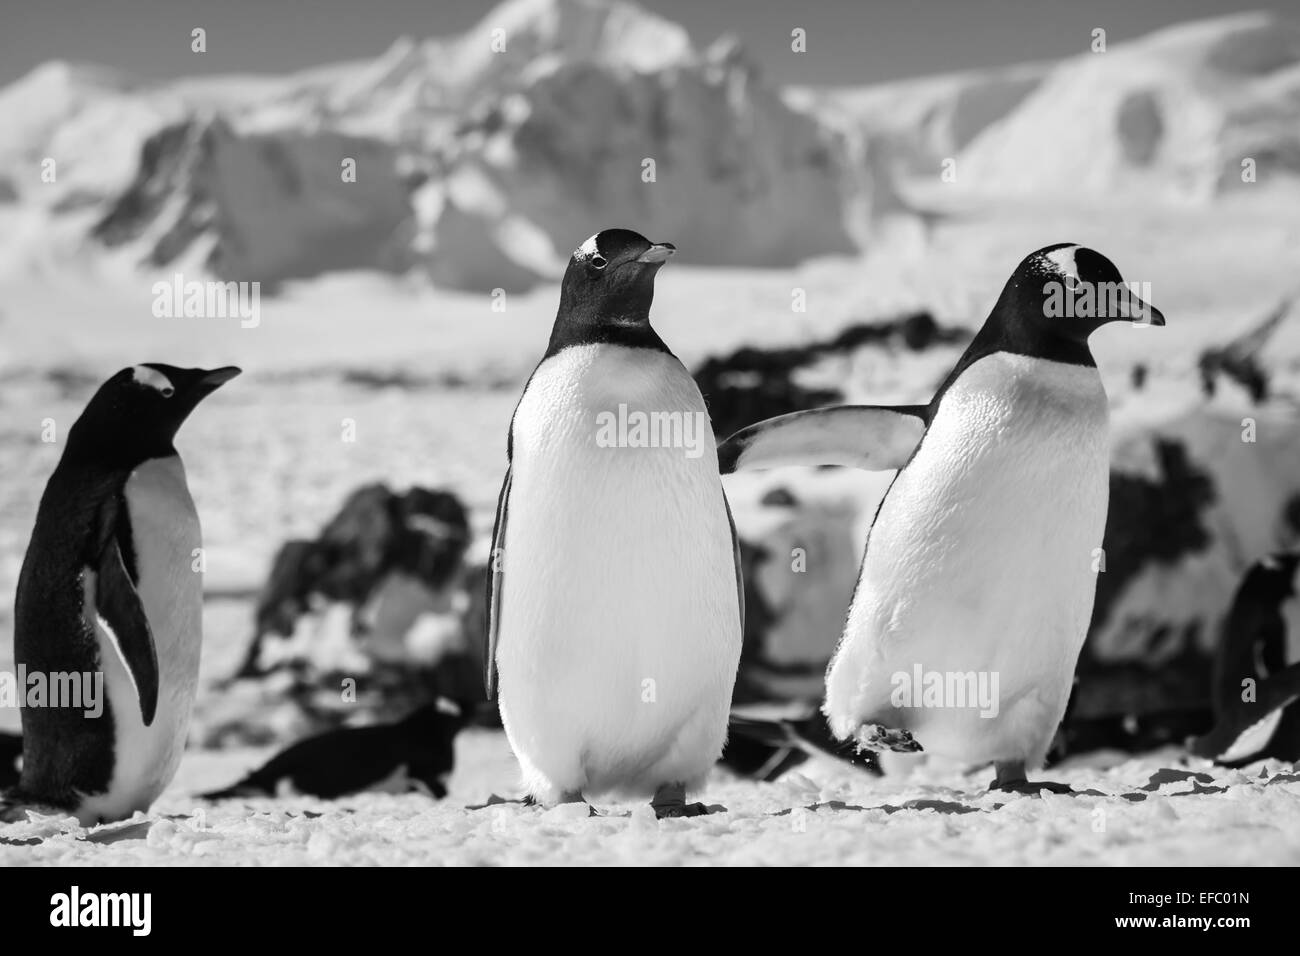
[826,353,1109,768]
[498,345,742,802]
[79,456,203,823]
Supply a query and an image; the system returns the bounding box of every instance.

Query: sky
[0,0,1289,88]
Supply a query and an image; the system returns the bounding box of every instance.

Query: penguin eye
[590,255,608,270]
[1063,274,1082,292]
[160,386,175,398]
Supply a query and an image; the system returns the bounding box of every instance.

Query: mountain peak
[465,0,694,72]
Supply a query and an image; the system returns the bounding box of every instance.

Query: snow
[3,736,1298,865]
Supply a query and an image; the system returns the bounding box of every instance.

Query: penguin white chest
[82,455,203,822]
[497,344,743,800]
[826,352,1110,766]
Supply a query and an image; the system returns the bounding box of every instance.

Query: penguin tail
[0,788,72,825]
[0,790,24,824]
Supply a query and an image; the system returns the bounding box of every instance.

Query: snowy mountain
[1,1,1298,290]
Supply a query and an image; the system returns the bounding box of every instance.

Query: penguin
[719,244,1164,793]
[485,228,744,817]
[1190,553,1300,764]
[2,363,240,825]
[0,733,21,790]
[202,703,466,801]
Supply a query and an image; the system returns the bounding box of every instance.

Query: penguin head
[993,243,1165,349]
[68,364,242,463]
[550,229,675,346]
[1248,552,1300,601]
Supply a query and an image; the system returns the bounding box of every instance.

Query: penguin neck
[63,421,177,472]
[543,297,670,360]
[931,294,1098,410]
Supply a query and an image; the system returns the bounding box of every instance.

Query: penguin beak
[635,243,676,265]
[1121,288,1165,328]
[199,366,243,389]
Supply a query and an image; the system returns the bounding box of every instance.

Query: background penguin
[1190,553,1300,764]
[202,702,466,800]
[2,363,239,825]
[486,228,744,818]
[724,705,880,782]
[720,244,1163,794]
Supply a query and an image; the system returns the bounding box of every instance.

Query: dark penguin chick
[724,707,881,782]
[4,363,240,826]
[1190,553,1300,764]
[201,704,468,801]
[0,733,21,790]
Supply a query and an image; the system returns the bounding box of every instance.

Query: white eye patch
[131,365,175,396]
[573,233,600,261]
[1044,245,1080,281]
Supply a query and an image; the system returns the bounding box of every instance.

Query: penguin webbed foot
[990,761,1073,795]
[466,793,537,810]
[558,791,599,817]
[853,723,924,754]
[991,779,1074,796]
[654,802,715,819]
[650,783,724,818]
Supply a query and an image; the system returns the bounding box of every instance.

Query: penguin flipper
[94,517,160,727]
[484,467,511,700]
[717,405,929,474]
[724,491,744,631]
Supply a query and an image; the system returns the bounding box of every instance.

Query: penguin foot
[558,791,598,817]
[853,724,923,754]
[650,783,724,818]
[990,762,1072,795]
[466,793,537,810]
[653,801,714,819]
[990,779,1074,796]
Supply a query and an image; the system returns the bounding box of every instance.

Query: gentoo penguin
[1190,553,1300,764]
[2,364,240,825]
[486,228,744,817]
[202,703,466,800]
[719,244,1164,793]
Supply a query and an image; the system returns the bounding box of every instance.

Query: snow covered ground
[3,734,1298,865]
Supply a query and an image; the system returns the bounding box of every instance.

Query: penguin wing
[724,491,744,631]
[484,467,511,700]
[94,499,160,726]
[717,405,929,474]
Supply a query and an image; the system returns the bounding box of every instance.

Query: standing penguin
[486,229,743,817]
[2,364,239,824]
[719,245,1163,793]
